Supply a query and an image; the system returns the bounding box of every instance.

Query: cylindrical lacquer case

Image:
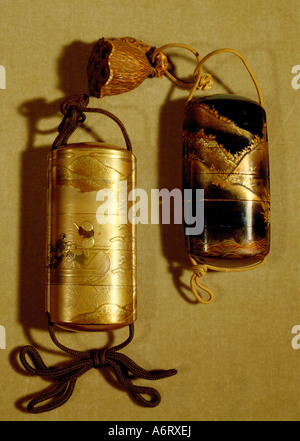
[183,94,270,269]
[46,142,136,331]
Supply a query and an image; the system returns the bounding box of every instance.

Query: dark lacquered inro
[183,94,270,269]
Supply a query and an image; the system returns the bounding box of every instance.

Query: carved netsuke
[46,142,136,331]
[87,37,168,98]
[183,94,270,269]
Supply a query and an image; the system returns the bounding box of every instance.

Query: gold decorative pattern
[46,143,136,331]
[190,237,269,258]
[183,98,270,262]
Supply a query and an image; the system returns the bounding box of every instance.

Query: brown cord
[19,313,177,413]
[52,94,132,152]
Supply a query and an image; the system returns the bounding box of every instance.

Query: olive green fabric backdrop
[0,0,299,421]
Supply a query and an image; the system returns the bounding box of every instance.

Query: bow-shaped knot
[19,314,177,413]
[90,348,107,369]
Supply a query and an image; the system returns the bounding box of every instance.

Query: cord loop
[19,313,177,413]
[52,94,132,152]
[151,43,213,91]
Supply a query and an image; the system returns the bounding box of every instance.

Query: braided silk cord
[20,313,177,413]
[51,93,132,151]
[19,95,177,413]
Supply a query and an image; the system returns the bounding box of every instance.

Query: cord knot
[19,315,177,413]
[192,263,208,278]
[52,94,90,150]
[90,348,107,369]
[60,94,89,116]
[188,255,214,304]
[195,73,213,91]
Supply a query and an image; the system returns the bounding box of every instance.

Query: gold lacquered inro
[46,142,136,331]
[19,100,177,413]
